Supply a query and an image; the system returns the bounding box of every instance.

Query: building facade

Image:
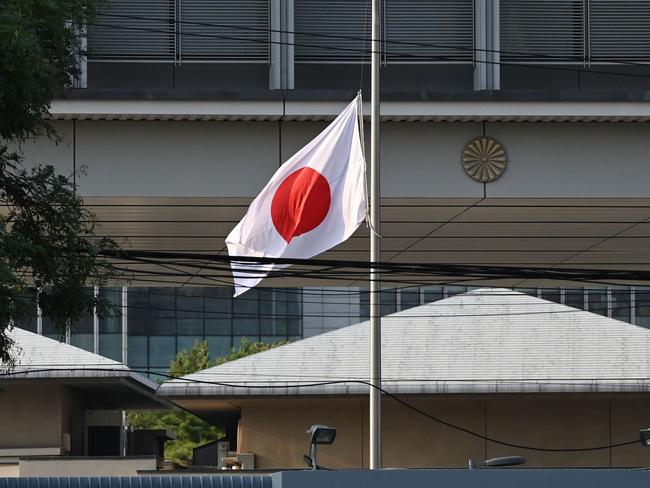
[14,1,650,372]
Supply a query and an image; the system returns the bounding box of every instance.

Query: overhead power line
[95,12,650,71]
[87,21,650,82]
[0,366,642,453]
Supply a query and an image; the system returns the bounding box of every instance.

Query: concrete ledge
[272,469,650,488]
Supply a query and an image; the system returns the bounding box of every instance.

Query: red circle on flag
[271,167,331,243]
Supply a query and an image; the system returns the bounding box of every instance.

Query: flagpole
[369,0,382,470]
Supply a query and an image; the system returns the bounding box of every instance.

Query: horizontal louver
[385,0,474,63]
[88,0,174,61]
[501,0,585,63]
[590,0,650,62]
[294,0,370,63]
[180,0,269,61]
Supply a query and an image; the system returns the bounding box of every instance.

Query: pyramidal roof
[159,288,650,397]
[4,327,150,386]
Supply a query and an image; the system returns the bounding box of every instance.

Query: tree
[129,338,287,465]
[0,0,116,368]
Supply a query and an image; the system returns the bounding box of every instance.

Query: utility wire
[95,12,650,71]
[87,21,650,81]
[0,366,642,453]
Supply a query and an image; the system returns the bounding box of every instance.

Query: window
[501,0,585,63]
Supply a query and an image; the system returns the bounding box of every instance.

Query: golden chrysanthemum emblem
[461,137,508,183]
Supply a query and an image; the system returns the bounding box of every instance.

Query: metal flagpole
[369,0,382,470]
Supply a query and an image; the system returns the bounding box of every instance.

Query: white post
[369,0,382,470]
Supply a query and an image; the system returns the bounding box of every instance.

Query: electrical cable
[0,366,642,453]
[95,12,650,72]
[86,21,650,82]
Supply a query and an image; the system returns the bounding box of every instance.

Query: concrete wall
[238,394,650,469]
[16,120,650,199]
[18,456,158,477]
[0,385,65,451]
[0,465,19,477]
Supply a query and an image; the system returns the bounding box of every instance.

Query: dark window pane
[288,318,302,337]
[380,290,397,316]
[540,288,561,304]
[360,289,370,320]
[611,288,631,323]
[99,288,121,333]
[127,288,150,335]
[635,287,650,328]
[100,333,122,362]
[127,336,147,368]
[564,289,584,310]
[446,286,467,297]
[177,335,203,353]
[205,319,232,335]
[400,287,420,310]
[234,290,259,335]
[15,293,37,332]
[423,286,443,304]
[177,288,204,335]
[515,288,537,297]
[206,336,232,360]
[587,289,608,316]
[71,333,94,352]
[149,336,176,368]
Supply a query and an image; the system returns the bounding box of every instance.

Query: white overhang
[48,99,650,122]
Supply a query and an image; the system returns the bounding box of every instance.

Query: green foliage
[0,0,117,369]
[215,338,288,365]
[0,0,100,140]
[129,338,287,465]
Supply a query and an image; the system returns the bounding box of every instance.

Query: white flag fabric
[226,97,367,296]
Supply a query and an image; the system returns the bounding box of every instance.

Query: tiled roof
[3,327,154,388]
[159,288,650,396]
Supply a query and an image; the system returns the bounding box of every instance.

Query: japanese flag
[226,97,367,296]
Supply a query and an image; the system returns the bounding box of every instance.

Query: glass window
[127,336,148,368]
[564,288,584,310]
[540,288,561,304]
[234,335,258,348]
[611,288,631,323]
[177,288,204,335]
[71,333,94,352]
[587,289,608,317]
[13,290,38,332]
[635,287,650,328]
[148,288,176,335]
[400,287,421,311]
[445,286,467,297]
[127,288,151,335]
[206,336,232,361]
[205,287,232,335]
[360,289,370,320]
[233,290,260,336]
[99,288,121,334]
[177,335,203,353]
[100,333,122,362]
[515,288,537,297]
[288,318,301,337]
[380,289,397,316]
[149,336,176,368]
[423,286,443,304]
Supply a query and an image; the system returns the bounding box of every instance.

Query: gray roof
[3,327,161,397]
[159,288,650,397]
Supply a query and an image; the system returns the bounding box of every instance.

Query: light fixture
[305,425,336,470]
[468,456,526,469]
[640,428,650,446]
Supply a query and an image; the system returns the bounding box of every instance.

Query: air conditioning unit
[85,410,127,456]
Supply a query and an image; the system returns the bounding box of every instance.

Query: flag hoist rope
[369,0,382,470]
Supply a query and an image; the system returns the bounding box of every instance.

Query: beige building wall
[237,394,650,469]
[0,385,65,450]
